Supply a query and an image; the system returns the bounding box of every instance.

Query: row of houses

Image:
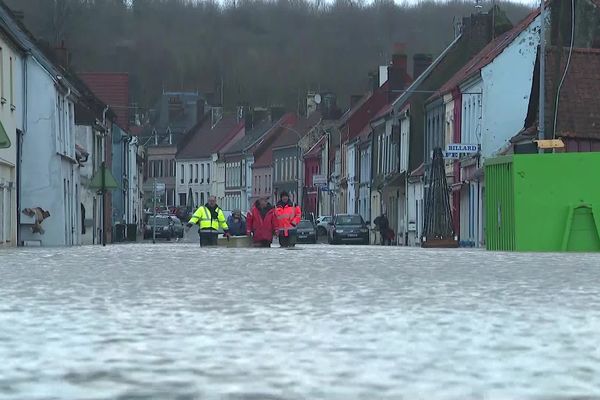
[0,2,144,247]
[142,0,600,250]
[319,0,600,247]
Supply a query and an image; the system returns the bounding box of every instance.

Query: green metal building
[485,152,600,252]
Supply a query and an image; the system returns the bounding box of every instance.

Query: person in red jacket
[275,191,301,248]
[246,197,277,247]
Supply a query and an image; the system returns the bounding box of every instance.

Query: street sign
[154,182,166,194]
[535,139,565,149]
[313,174,327,186]
[443,151,460,159]
[446,143,479,154]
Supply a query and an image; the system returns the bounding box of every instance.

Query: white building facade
[176,158,212,209]
[458,14,540,247]
[0,26,23,247]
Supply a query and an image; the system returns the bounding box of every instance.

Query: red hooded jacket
[246,202,277,242]
[275,200,301,233]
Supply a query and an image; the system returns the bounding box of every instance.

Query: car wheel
[317,226,327,236]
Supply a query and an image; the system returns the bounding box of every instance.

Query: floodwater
[1,242,600,400]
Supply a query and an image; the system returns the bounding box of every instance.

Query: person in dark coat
[373,212,391,245]
[246,197,277,247]
[226,209,246,236]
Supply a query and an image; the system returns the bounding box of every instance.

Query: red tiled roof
[79,73,130,131]
[547,47,600,140]
[176,116,243,159]
[431,7,541,101]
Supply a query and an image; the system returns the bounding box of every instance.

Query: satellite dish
[314,94,322,104]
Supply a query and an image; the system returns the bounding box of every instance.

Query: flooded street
[1,244,600,400]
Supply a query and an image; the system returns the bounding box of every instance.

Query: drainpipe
[17,53,29,246]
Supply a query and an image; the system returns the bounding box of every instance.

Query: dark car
[328,214,370,245]
[296,220,317,244]
[144,215,176,240]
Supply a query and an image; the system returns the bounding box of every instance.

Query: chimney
[388,47,409,101]
[322,93,338,120]
[54,41,70,69]
[211,106,223,128]
[378,66,388,87]
[306,93,318,117]
[462,13,493,57]
[368,71,378,92]
[197,99,206,123]
[245,109,254,133]
[413,54,433,79]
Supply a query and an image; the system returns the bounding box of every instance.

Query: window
[179,193,187,206]
[207,164,210,183]
[195,164,199,183]
[189,164,193,183]
[258,176,261,193]
[180,164,185,183]
[201,164,205,183]
[200,192,205,205]
[195,192,199,206]
[170,160,175,177]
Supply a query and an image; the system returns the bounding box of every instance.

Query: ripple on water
[1,243,600,399]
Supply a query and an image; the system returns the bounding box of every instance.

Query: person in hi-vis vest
[187,196,230,247]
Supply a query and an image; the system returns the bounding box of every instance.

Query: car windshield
[298,221,313,229]
[336,215,363,225]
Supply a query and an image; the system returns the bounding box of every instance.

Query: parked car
[315,215,332,236]
[144,215,176,240]
[166,215,184,238]
[328,214,370,245]
[296,220,317,244]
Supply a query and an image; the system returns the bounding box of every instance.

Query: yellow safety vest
[189,206,229,231]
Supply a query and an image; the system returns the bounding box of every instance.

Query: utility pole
[538,0,546,153]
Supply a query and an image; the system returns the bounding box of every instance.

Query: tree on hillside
[5,0,532,111]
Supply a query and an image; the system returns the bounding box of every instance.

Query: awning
[89,164,119,190]
[0,120,10,148]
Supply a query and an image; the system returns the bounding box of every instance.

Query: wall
[20,58,79,246]
[251,165,272,205]
[0,37,22,246]
[406,179,423,246]
[176,157,212,208]
[480,15,540,159]
[146,145,176,206]
[212,154,225,206]
[75,125,102,245]
[273,147,300,203]
[346,142,356,213]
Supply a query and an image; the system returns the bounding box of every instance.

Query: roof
[547,47,600,140]
[0,3,112,120]
[431,7,541,101]
[80,73,130,131]
[176,115,242,159]
[304,135,327,159]
[253,146,274,168]
[337,95,369,127]
[385,34,463,119]
[224,113,295,155]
